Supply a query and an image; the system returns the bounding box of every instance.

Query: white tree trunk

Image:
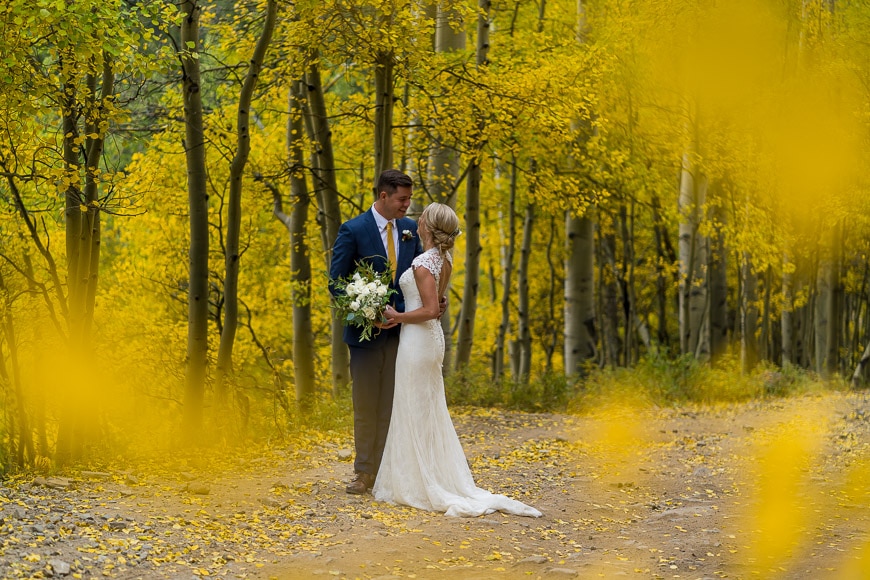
[678,150,710,361]
[428,3,466,372]
[427,2,465,206]
[564,213,596,375]
[563,0,597,377]
[852,341,870,389]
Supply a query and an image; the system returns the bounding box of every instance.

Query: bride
[373,203,542,518]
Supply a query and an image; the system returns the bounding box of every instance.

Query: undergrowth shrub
[567,352,830,414]
[445,364,575,412]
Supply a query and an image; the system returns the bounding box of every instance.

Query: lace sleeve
[412,250,443,285]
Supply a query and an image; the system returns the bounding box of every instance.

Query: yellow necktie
[386,221,397,282]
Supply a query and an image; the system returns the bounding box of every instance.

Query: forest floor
[2,390,870,580]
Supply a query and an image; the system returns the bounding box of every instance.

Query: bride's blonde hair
[420,203,460,254]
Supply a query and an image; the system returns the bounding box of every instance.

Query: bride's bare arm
[384,266,440,324]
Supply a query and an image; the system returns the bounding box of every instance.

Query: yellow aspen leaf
[80,204,88,212]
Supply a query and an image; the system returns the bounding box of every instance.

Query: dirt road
[2,390,869,579]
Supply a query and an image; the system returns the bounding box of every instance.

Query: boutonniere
[401,229,414,242]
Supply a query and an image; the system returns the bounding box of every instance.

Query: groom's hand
[439,296,448,317]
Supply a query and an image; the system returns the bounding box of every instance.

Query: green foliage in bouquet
[331,261,397,341]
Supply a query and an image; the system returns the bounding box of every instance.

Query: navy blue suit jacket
[329,210,423,349]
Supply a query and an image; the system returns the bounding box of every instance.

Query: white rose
[350,300,360,310]
[376,285,387,297]
[363,306,375,319]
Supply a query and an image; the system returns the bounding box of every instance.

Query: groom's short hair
[376,169,413,198]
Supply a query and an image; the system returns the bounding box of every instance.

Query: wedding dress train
[373,249,542,518]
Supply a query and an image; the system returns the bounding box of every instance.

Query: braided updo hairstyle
[420,203,461,255]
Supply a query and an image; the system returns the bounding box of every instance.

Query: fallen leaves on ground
[1,391,869,579]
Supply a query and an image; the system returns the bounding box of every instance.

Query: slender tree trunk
[794,276,815,369]
[850,263,868,373]
[741,254,759,373]
[61,58,81,329]
[301,61,350,396]
[455,157,481,371]
[781,250,795,367]
[21,255,48,456]
[55,56,82,465]
[0,271,35,467]
[709,192,729,364]
[544,214,560,372]
[494,159,517,380]
[181,0,209,441]
[517,201,534,382]
[623,201,642,364]
[81,59,112,340]
[563,0,597,377]
[429,5,467,372]
[824,222,843,377]
[373,50,394,181]
[454,0,490,371]
[815,252,831,376]
[428,3,465,207]
[678,149,710,361]
[215,0,277,405]
[564,213,596,375]
[274,81,317,409]
[804,276,816,369]
[618,203,633,365]
[761,266,773,362]
[600,229,620,368]
[651,195,671,348]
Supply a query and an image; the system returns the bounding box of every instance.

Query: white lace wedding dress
[373,249,542,518]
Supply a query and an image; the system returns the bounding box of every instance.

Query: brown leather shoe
[345,472,375,495]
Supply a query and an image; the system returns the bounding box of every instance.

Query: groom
[329,169,423,495]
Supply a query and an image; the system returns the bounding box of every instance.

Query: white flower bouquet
[331,261,397,341]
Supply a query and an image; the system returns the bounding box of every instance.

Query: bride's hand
[376,305,399,329]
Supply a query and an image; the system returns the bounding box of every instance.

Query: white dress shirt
[371,205,399,258]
